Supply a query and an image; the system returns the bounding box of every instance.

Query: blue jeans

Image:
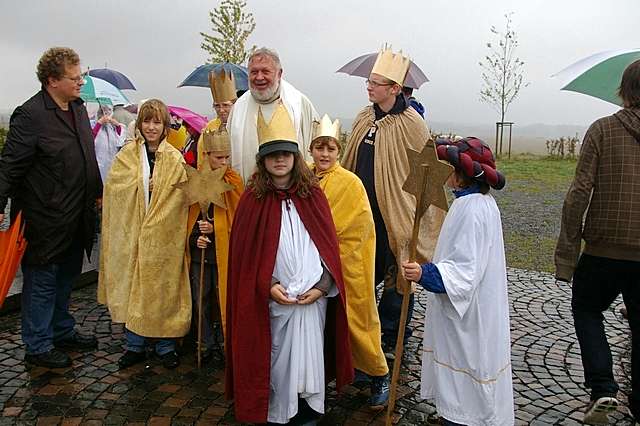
[378,262,414,346]
[125,329,175,356]
[572,254,640,419]
[21,243,84,355]
[379,287,414,346]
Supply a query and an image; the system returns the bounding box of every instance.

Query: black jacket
[0,89,102,265]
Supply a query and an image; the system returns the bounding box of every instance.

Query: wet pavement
[0,268,634,425]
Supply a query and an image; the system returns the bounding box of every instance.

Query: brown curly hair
[135,99,171,142]
[248,151,318,199]
[37,47,80,86]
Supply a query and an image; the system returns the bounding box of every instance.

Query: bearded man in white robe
[228,47,318,181]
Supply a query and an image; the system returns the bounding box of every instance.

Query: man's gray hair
[248,47,282,71]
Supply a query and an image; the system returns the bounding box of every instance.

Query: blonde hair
[310,136,341,153]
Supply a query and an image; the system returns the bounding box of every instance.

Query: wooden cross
[174,162,235,367]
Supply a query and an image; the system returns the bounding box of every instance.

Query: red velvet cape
[225,185,354,423]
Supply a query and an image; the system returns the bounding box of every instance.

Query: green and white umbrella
[80,75,130,105]
[554,49,640,106]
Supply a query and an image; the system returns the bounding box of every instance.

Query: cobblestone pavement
[0,269,633,425]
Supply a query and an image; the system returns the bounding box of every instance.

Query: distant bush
[431,131,462,142]
[0,127,7,153]
[545,134,579,159]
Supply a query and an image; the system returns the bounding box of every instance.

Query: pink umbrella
[168,106,209,133]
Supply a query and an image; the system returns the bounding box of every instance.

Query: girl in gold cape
[309,123,390,410]
[98,99,190,369]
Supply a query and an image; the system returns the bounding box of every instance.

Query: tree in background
[0,128,7,153]
[200,0,256,64]
[479,13,528,157]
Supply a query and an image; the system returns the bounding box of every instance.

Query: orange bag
[0,211,27,307]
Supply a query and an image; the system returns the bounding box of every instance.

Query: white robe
[421,193,514,426]
[228,79,318,181]
[268,199,335,424]
[94,123,125,183]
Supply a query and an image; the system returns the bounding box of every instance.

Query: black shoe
[369,375,390,410]
[118,350,146,369]
[382,341,396,360]
[621,306,629,320]
[25,349,71,368]
[201,347,215,363]
[54,332,97,351]
[159,351,180,369]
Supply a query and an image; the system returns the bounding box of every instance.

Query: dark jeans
[21,243,84,355]
[378,263,414,346]
[125,329,175,356]
[571,253,640,418]
[189,261,220,350]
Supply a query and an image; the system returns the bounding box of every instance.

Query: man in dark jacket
[555,59,640,424]
[0,47,102,368]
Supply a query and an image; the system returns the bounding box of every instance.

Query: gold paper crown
[312,114,341,142]
[370,46,411,86]
[209,69,237,103]
[257,102,297,147]
[201,127,231,153]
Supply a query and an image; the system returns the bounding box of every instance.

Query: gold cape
[311,162,389,376]
[186,166,244,340]
[98,139,191,337]
[342,106,446,293]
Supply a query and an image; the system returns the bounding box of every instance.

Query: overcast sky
[1,0,636,126]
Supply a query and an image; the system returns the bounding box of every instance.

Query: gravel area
[492,165,574,273]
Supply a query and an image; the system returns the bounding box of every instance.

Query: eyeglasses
[366,79,394,88]
[61,75,85,84]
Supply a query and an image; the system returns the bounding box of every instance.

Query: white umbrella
[553,49,640,106]
[80,75,130,105]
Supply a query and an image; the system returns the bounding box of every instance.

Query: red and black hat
[436,137,505,190]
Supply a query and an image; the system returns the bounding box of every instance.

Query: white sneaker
[583,396,619,425]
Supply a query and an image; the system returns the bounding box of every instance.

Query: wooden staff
[386,164,430,426]
[197,244,205,368]
[197,209,211,369]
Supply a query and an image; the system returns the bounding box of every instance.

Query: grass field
[493,155,577,273]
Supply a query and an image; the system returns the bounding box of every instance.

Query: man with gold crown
[342,47,446,359]
[228,47,318,181]
[310,115,391,409]
[225,102,353,424]
[186,126,243,362]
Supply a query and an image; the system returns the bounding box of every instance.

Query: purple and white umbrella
[336,52,429,89]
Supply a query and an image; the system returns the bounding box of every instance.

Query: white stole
[229,79,317,181]
[139,142,151,211]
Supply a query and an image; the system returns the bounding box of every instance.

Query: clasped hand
[198,220,213,234]
[401,260,423,283]
[270,283,323,305]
